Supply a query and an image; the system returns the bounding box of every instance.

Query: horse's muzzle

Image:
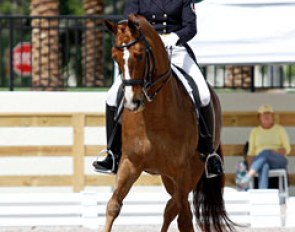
[124,97,145,112]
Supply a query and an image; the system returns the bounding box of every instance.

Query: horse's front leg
[103,157,142,232]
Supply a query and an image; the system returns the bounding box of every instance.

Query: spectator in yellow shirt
[239,104,290,189]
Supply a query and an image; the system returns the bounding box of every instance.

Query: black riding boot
[199,104,224,178]
[92,105,121,173]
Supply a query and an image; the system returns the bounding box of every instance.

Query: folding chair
[243,141,289,203]
[249,169,288,203]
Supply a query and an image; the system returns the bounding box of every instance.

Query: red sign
[13,42,32,76]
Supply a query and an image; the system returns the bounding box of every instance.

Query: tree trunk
[83,0,104,87]
[31,0,62,90]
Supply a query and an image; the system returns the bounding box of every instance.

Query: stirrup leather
[204,152,224,179]
[94,149,117,174]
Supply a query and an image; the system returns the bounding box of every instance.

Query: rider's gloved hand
[160,33,179,48]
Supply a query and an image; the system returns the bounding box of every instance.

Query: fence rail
[0,112,162,192]
[0,15,295,91]
[0,112,294,192]
[0,15,122,90]
[0,190,288,228]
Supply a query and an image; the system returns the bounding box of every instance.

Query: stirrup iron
[94,149,117,174]
[204,152,224,179]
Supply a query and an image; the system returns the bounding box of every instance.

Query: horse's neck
[146,76,181,116]
[145,37,185,115]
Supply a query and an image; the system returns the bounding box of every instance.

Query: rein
[114,26,171,102]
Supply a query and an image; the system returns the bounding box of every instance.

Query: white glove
[160,33,179,48]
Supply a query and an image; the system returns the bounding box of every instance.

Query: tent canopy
[189,0,295,64]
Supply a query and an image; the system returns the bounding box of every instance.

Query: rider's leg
[199,103,224,177]
[170,46,223,177]
[92,104,122,173]
[93,73,122,173]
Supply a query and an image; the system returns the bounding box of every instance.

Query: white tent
[189,0,295,64]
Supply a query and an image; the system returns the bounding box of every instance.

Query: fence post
[72,113,86,192]
[9,18,14,91]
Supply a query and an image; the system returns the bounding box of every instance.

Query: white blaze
[123,47,136,109]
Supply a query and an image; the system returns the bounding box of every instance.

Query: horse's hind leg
[103,158,142,232]
[161,176,178,232]
[176,176,194,232]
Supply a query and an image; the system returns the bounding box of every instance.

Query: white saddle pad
[171,65,196,104]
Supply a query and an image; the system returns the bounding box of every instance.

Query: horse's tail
[193,144,234,232]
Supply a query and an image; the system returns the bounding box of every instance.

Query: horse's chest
[123,113,185,154]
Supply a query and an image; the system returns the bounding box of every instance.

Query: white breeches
[106,63,122,107]
[106,46,211,107]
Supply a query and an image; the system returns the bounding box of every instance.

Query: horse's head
[105,15,170,112]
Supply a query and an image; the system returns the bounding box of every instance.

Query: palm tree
[31,0,62,89]
[82,0,104,87]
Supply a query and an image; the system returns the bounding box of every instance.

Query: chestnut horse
[103,14,233,232]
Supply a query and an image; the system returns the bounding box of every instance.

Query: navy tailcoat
[124,0,197,43]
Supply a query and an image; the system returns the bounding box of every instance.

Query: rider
[93,0,223,178]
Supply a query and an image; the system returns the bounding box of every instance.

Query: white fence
[0,188,291,228]
[286,197,295,228]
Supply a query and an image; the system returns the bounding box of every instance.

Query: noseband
[114,22,171,102]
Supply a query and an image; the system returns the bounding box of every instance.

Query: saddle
[171,65,212,142]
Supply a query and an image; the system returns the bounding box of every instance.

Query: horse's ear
[104,20,117,34]
[127,14,139,34]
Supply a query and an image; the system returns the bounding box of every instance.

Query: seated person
[239,104,290,189]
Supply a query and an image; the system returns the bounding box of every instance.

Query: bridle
[114,22,171,102]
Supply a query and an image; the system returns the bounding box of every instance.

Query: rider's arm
[174,0,197,43]
[124,0,139,17]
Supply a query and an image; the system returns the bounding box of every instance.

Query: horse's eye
[135,54,143,62]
